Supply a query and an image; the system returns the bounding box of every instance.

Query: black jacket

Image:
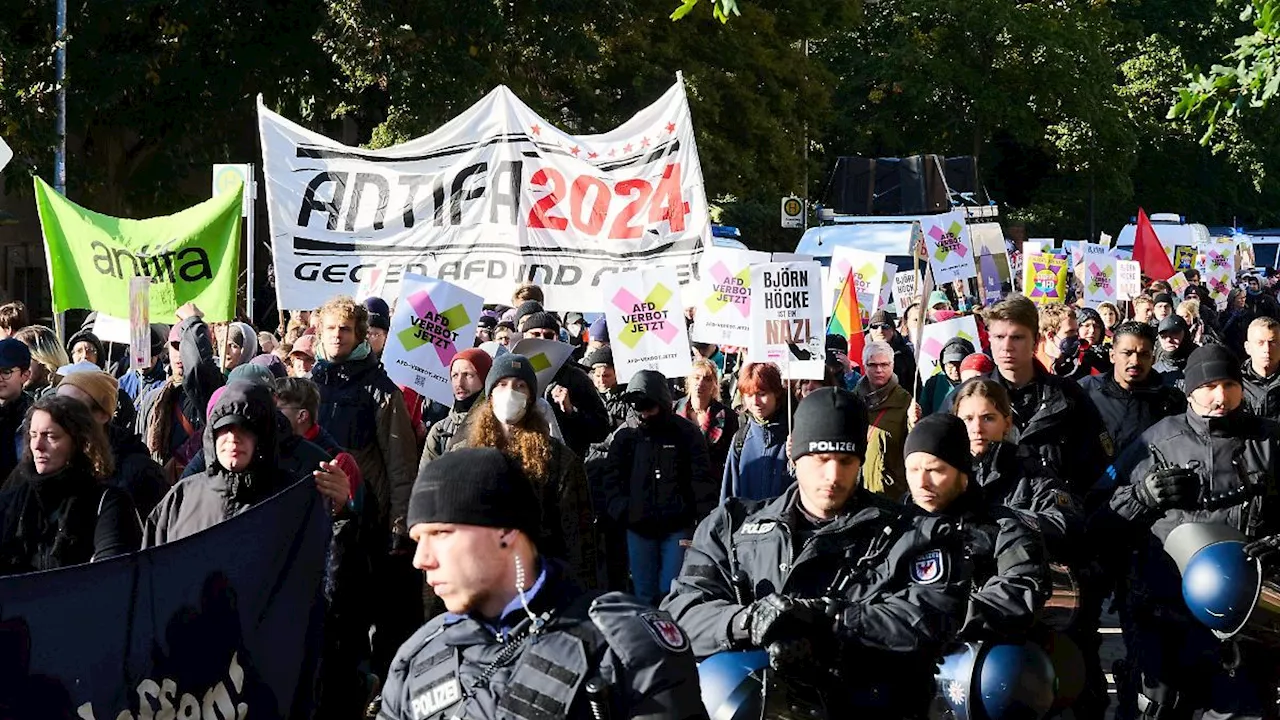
[0,393,32,482]
[312,351,418,544]
[602,372,714,536]
[107,424,167,519]
[380,560,706,720]
[0,461,141,576]
[599,386,630,433]
[973,441,1082,562]
[1242,360,1280,421]
[662,485,972,716]
[995,366,1113,498]
[548,361,610,459]
[1153,341,1198,391]
[1097,406,1280,618]
[1078,373,1186,456]
[917,483,1050,644]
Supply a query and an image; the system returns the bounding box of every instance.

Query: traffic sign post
[781,195,804,229]
[212,164,256,321]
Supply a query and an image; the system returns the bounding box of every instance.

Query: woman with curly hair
[456,353,600,590]
[0,395,141,575]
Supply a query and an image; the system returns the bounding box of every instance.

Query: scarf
[678,399,727,446]
[855,374,900,411]
[317,339,372,364]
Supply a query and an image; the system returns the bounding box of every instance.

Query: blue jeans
[626,529,689,606]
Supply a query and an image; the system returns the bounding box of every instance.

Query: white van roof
[796,207,1003,259]
[1115,216,1210,249]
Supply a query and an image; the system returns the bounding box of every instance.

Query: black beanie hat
[408,448,541,541]
[485,353,540,397]
[1183,344,1243,393]
[904,414,973,477]
[790,387,869,461]
[585,347,614,368]
[825,334,848,353]
[514,300,545,328]
[522,311,561,334]
[1153,293,1174,307]
[364,296,391,331]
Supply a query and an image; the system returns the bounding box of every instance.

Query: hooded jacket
[135,315,223,482]
[1154,339,1198,390]
[548,361,611,458]
[143,382,284,547]
[601,371,714,537]
[0,459,141,575]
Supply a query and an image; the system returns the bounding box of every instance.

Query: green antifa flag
[34,177,242,322]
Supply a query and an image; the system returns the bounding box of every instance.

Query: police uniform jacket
[379,560,706,720]
[1078,373,1186,456]
[973,441,1082,563]
[920,483,1051,643]
[662,484,973,713]
[995,365,1114,498]
[1103,406,1280,613]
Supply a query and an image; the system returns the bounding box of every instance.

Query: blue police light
[712,225,742,239]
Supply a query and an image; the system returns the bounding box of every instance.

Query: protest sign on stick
[749,261,825,380]
[921,211,978,284]
[689,246,769,346]
[381,273,484,406]
[1022,253,1069,305]
[601,267,694,383]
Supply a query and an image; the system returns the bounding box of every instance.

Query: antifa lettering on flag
[33,177,244,322]
[0,480,329,720]
[258,77,712,313]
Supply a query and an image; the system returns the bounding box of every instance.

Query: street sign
[212,163,254,217]
[781,195,804,229]
[0,136,11,173]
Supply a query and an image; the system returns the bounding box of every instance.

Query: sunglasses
[869,323,893,331]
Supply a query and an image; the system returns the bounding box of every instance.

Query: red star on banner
[570,145,580,156]
[640,137,650,148]
[587,151,598,159]
[665,122,676,134]
[608,149,615,157]
[623,143,633,153]
[530,124,541,136]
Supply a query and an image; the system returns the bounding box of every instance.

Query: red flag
[1134,208,1177,281]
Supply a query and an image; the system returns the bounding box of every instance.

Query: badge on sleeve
[641,612,690,653]
[911,549,946,585]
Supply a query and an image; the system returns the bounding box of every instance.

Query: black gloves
[1244,534,1280,565]
[734,594,821,648]
[1134,465,1200,511]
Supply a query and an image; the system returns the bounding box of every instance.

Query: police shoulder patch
[910,548,946,585]
[639,611,690,653]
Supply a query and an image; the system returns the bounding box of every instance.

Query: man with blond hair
[309,294,420,678]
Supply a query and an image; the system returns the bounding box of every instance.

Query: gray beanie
[485,353,539,397]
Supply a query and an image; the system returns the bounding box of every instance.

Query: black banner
[0,480,330,720]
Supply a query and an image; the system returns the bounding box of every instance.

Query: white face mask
[491,387,529,424]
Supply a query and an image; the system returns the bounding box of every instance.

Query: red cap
[959,353,994,375]
[291,334,316,360]
[451,348,493,382]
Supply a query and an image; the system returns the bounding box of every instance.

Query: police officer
[662,387,973,719]
[1100,345,1280,718]
[379,448,706,720]
[904,413,1050,641]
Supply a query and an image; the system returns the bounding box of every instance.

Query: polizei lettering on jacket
[411,311,460,348]
[762,269,811,310]
[91,242,214,284]
[622,302,669,333]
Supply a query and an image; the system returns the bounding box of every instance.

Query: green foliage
[670,0,741,23]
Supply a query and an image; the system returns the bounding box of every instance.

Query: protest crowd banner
[259,78,711,313]
[34,177,243,322]
[1022,252,1069,305]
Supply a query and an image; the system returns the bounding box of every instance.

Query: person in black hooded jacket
[600,369,713,606]
[0,395,141,576]
[143,381,285,547]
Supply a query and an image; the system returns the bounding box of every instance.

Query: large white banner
[381,273,484,405]
[748,261,825,380]
[689,246,770,347]
[601,267,694,383]
[258,79,711,312]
